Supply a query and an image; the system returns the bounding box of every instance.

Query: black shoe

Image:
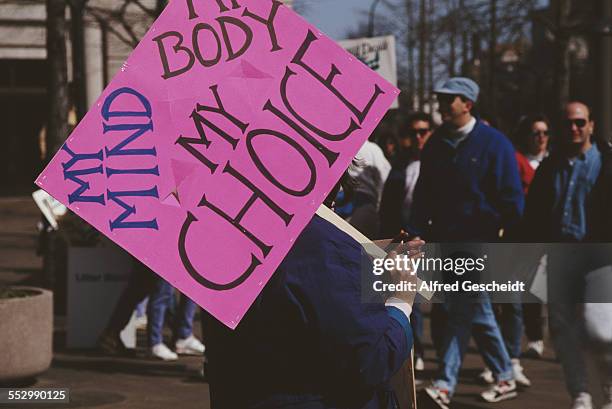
[97,331,128,355]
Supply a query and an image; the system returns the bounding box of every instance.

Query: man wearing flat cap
[407,77,524,407]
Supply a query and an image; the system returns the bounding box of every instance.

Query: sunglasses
[564,118,588,129]
[531,130,549,137]
[437,94,458,104]
[409,128,431,137]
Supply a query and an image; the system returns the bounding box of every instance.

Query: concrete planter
[0,287,53,382]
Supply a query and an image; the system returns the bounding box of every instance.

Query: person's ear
[465,99,474,113]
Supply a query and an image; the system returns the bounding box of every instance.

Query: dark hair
[408,111,433,126]
[514,113,550,153]
[379,132,399,145]
[398,111,433,137]
[378,133,399,157]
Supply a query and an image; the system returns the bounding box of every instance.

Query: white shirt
[456,116,477,137]
[444,116,477,148]
[402,160,421,224]
[351,141,391,208]
[385,297,412,321]
[526,151,548,170]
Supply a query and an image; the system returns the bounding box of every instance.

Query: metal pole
[368,0,382,37]
[46,0,69,158]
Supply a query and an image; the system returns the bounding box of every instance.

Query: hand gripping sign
[36,0,399,329]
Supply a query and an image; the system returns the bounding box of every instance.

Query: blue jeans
[147,277,197,346]
[544,245,612,399]
[434,293,513,395]
[497,303,523,359]
[549,303,588,398]
[431,303,448,360]
[135,297,148,318]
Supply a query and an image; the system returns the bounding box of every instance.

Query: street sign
[339,35,398,109]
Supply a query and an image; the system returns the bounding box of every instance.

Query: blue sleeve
[492,137,525,232]
[386,306,413,347]
[289,236,413,391]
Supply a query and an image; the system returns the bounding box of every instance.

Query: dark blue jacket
[202,215,413,409]
[407,120,524,241]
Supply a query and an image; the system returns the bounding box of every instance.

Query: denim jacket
[524,144,602,242]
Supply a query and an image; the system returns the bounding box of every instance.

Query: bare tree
[86,0,159,49]
[447,0,457,77]
[459,0,469,75]
[552,0,572,111]
[406,0,416,107]
[418,0,427,109]
[488,0,498,117]
[427,0,435,102]
[46,0,70,157]
[69,0,88,120]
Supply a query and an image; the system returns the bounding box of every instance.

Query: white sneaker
[415,357,425,371]
[481,380,518,403]
[175,335,205,355]
[477,367,495,384]
[424,385,451,409]
[571,392,593,409]
[151,343,178,361]
[524,340,544,358]
[512,359,531,387]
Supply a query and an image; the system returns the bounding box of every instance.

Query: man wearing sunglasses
[409,77,524,407]
[523,101,608,409]
[524,101,600,244]
[408,115,434,151]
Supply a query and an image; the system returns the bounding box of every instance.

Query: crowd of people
[92,75,612,409]
[347,76,612,409]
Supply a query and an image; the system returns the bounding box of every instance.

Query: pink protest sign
[36,0,399,329]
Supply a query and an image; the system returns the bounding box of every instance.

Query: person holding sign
[201,179,421,409]
[36,2,405,404]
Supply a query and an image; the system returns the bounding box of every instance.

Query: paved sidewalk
[31,352,208,409]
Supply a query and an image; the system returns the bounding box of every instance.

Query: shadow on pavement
[51,356,203,381]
